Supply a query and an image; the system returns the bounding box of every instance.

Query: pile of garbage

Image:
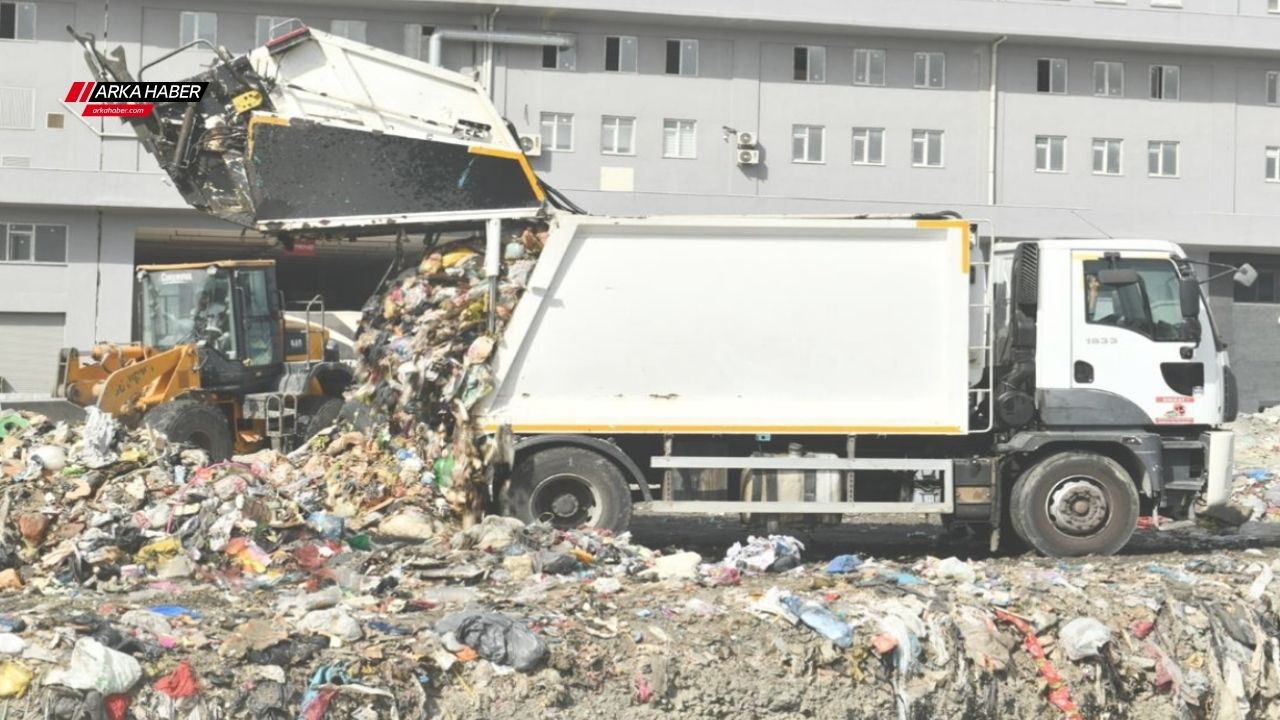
[1227,408,1280,523]
[348,223,546,525]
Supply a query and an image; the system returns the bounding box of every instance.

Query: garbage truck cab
[986,238,1237,553]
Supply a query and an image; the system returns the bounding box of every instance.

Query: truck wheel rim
[532,473,601,528]
[1046,477,1109,536]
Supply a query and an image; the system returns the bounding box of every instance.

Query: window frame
[600,115,637,156]
[0,222,68,265]
[851,127,885,166]
[913,52,946,89]
[329,20,367,43]
[604,35,638,73]
[665,39,699,77]
[1037,58,1068,94]
[1271,0,1280,13]
[1035,135,1067,173]
[539,112,575,152]
[0,1,36,41]
[255,16,299,46]
[541,40,577,71]
[1093,61,1124,97]
[1149,64,1181,101]
[911,129,945,168]
[791,124,825,164]
[179,10,217,46]
[1267,71,1280,106]
[1083,257,1199,343]
[853,48,886,87]
[662,118,698,159]
[1266,146,1280,183]
[793,45,826,83]
[1147,140,1180,178]
[1092,138,1124,176]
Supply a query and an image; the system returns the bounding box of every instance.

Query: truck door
[1070,252,1218,426]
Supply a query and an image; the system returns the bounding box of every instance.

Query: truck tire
[1010,452,1138,557]
[502,445,633,533]
[298,396,344,441]
[144,400,234,461]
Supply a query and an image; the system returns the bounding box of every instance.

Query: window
[0,223,66,264]
[605,35,637,72]
[1150,65,1180,100]
[854,49,886,86]
[600,115,635,155]
[1272,0,1280,12]
[793,46,826,82]
[1084,258,1198,342]
[0,2,35,40]
[1037,58,1068,94]
[541,41,576,71]
[1094,61,1123,97]
[179,11,216,46]
[912,129,944,167]
[406,25,435,60]
[1148,141,1179,177]
[1267,72,1279,106]
[662,119,697,158]
[256,16,300,46]
[1035,135,1066,172]
[852,127,885,165]
[1267,147,1280,183]
[792,125,825,163]
[539,112,573,151]
[1093,138,1123,175]
[666,39,698,76]
[330,20,366,43]
[0,87,34,129]
[914,52,945,88]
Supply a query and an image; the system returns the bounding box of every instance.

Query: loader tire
[298,396,344,442]
[502,445,632,533]
[1010,451,1138,558]
[144,400,234,462]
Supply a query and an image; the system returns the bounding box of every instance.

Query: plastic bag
[435,611,547,671]
[1059,617,1111,661]
[45,638,142,695]
[781,596,853,648]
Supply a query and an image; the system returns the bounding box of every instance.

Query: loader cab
[137,261,285,391]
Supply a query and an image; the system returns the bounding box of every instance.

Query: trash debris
[435,611,548,671]
[722,535,804,573]
[1058,617,1112,660]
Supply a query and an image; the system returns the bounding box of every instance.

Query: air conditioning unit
[518,134,542,157]
[737,148,761,165]
[736,130,758,148]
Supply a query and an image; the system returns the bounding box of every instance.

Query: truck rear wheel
[1010,451,1138,557]
[144,400,234,461]
[502,445,633,533]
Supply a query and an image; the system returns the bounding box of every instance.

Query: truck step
[1160,440,1203,451]
[1163,480,1205,492]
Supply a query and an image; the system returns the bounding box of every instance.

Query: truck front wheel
[502,445,633,533]
[143,399,234,462]
[1010,451,1138,557]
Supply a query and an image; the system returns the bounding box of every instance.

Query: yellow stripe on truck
[915,219,972,273]
[468,145,547,203]
[480,423,964,435]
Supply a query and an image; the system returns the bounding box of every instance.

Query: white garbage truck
[70,25,1246,556]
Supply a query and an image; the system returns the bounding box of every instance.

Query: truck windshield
[141,268,238,358]
[1084,258,1198,342]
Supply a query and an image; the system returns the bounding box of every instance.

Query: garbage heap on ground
[1227,407,1280,523]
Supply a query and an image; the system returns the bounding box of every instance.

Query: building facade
[2,0,1280,406]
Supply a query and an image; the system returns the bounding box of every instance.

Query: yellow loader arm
[60,344,201,418]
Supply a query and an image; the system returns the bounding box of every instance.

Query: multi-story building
[3,0,1280,407]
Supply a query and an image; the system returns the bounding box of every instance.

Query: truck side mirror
[1097,268,1140,286]
[1235,263,1258,288]
[1179,277,1200,319]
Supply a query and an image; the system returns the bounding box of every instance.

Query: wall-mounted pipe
[427,28,572,66]
[988,35,1008,206]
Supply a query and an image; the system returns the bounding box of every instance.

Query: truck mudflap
[68,26,545,234]
[1201,430,1234,509]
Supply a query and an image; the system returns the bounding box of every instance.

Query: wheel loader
[0,259,352,460]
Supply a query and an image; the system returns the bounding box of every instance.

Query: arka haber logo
[64,81,209,117]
